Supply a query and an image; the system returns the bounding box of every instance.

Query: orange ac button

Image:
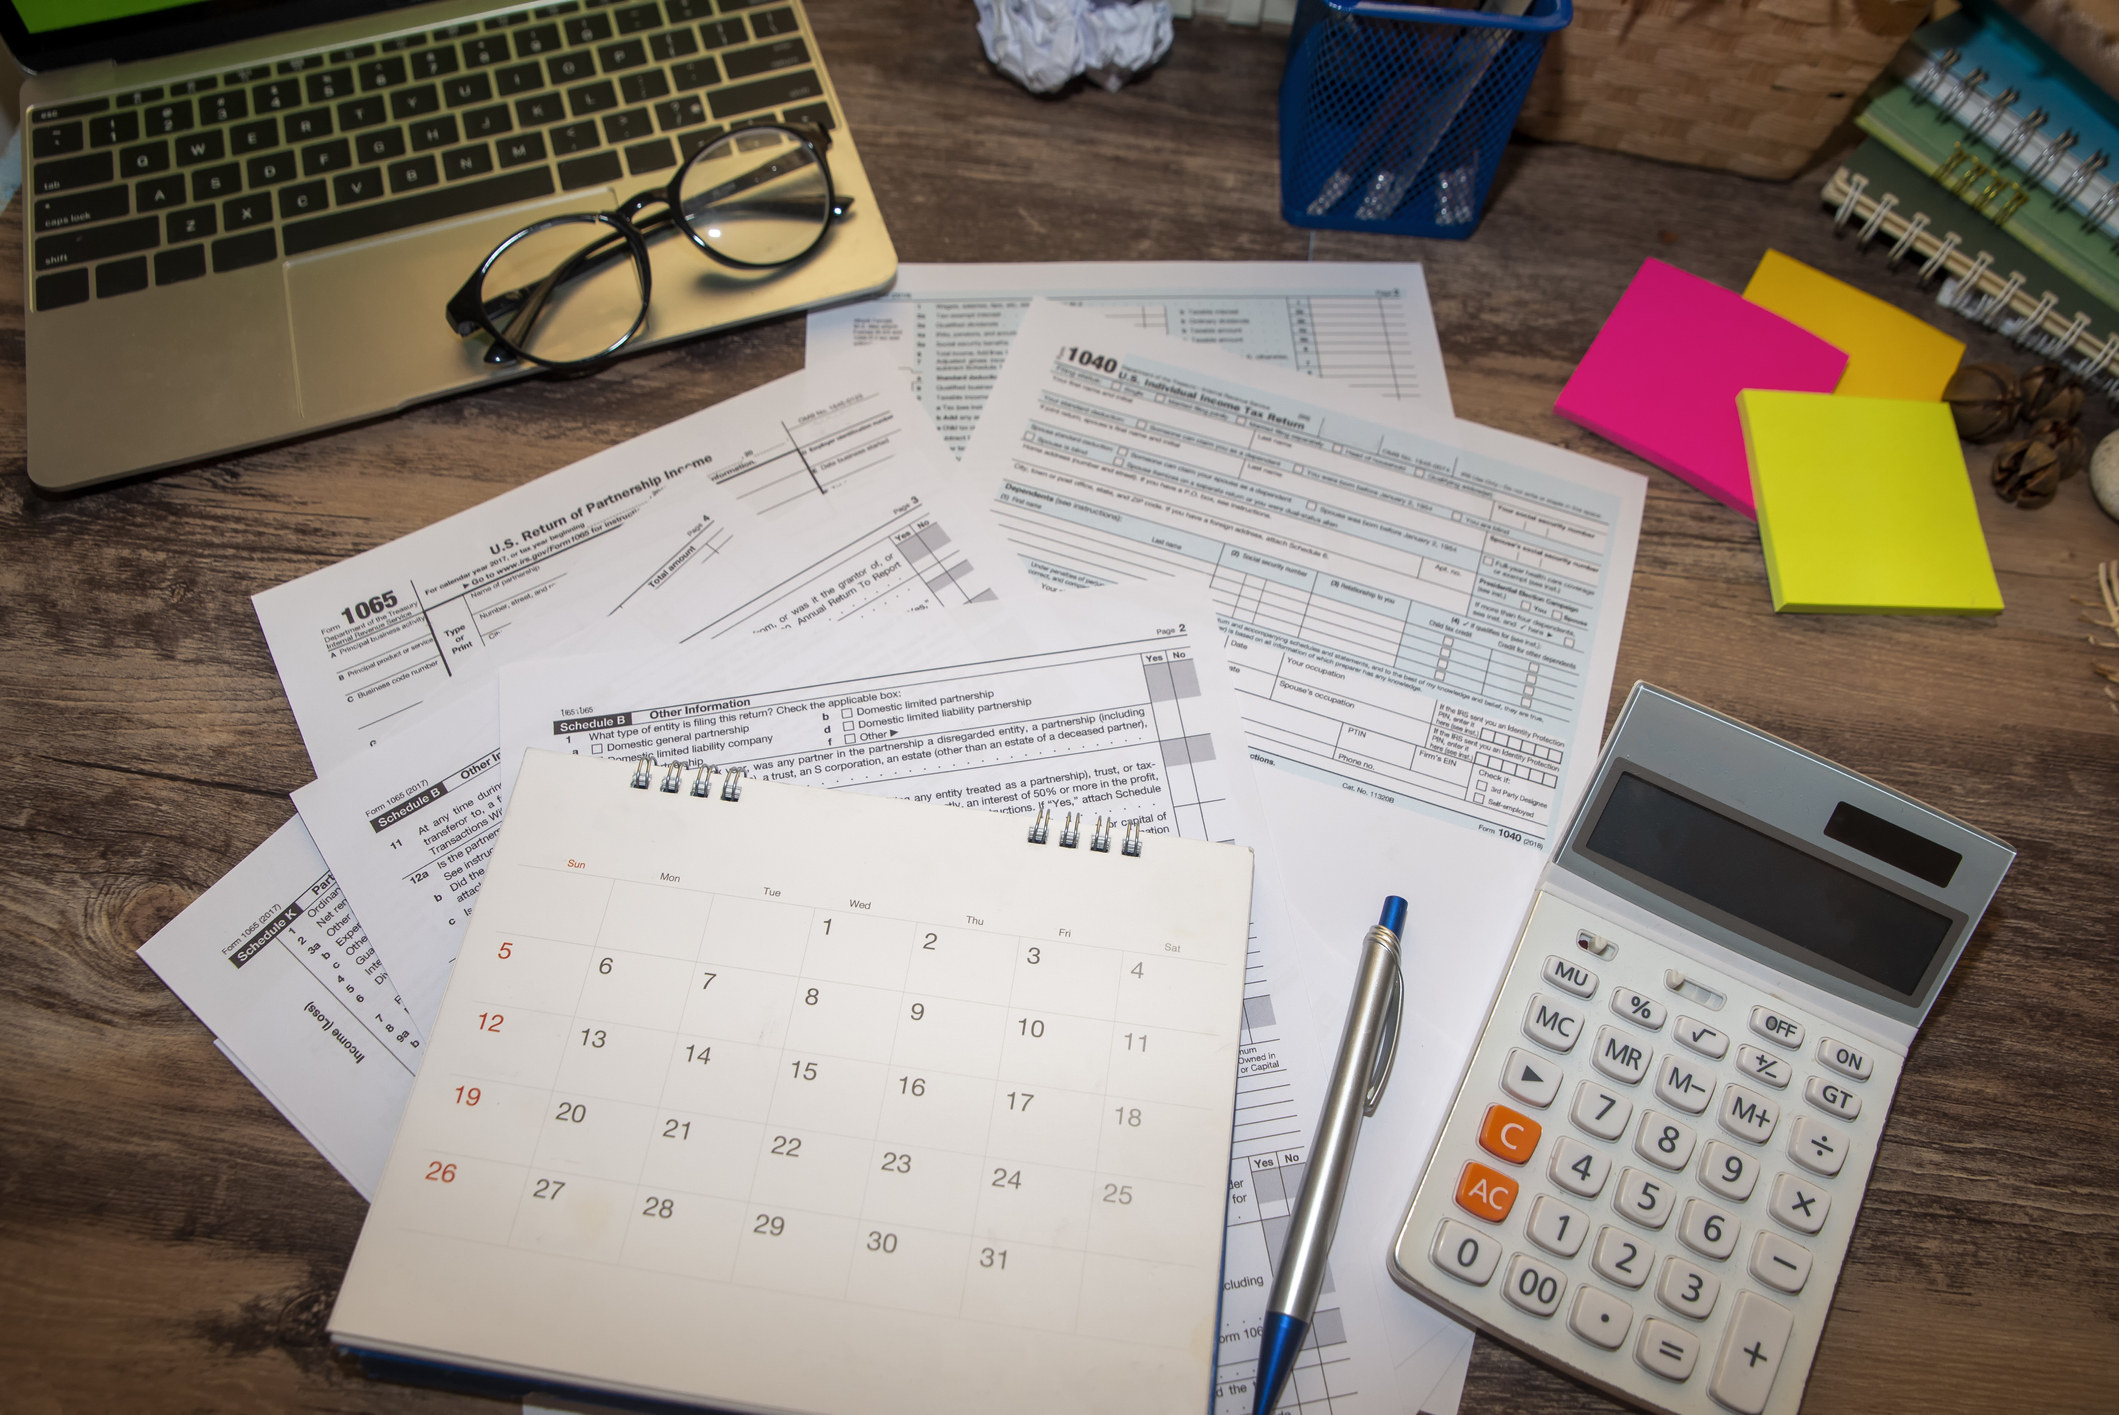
[1478,1103,1542,1165]
[1455,1160,1519,1223]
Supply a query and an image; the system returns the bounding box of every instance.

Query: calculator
[1388,684,2013,1415]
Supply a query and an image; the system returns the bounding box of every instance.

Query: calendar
[329,749,1255,1415]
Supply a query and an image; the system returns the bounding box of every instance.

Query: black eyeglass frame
[445,119,848,370]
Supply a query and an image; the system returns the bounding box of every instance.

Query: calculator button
[1708,1290,1795,1414]
[1788,1114,1849,1177]
[1431,1218,1501,1285]
[1571,1080,1632,1141]
[1550,1137,1611,1198]
[1611,986,1666,1030]
[1502,1252,1567,1317]
[1718,1084,1780,1144]
[1699,1141,1759,1202]
[1768,1172,1829,1234]
[1633,1110,1696,1171]
[1527,1194,1589,1258]
[1677,1197,1739,1260]
[1735,1043,1790,1089]
[1543,953,1598,997]
[1455,1160,1520,1222]
[1568,1284,1635,1349]
[1501,1048,1561,1108]
[1478,1104,1541,1164]
[1613,1166,1675,1229]
[1635,1316,1700,1382]
[1750,1006,1804,1049]
[1817,1035,1874,1080]
[1655,1254,1720,1320]
[1593,1225,1655,1288]
[1805,1074,1862,1121]
[1524,992,1586,1053]
[1674,1016,1729,1058]
[1748,1229,1812,1294]
[1591,1025,1651,1085]
[1654,1052,1715,1114]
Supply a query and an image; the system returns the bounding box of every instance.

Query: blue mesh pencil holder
[1280,0,1570,238]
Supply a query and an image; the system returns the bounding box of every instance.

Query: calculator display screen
[1582,772,1952,998]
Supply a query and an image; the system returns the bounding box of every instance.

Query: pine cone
[1993,438,2061,508]
[2033,418,2088,479]
[2018,363,2085,425]
[1944,363,2020,441]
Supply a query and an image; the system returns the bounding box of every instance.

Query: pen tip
[1379,895,1408,938]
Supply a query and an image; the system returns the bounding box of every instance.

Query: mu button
[1455,1160,1519,1223]
[1478,1103,1542,1165]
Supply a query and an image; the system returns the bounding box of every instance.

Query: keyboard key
[1501,1048,1559,1109]
[212,229,278,271]
[246,151,299,186]
[30,98,109,121]
[550,119,601,153]
[302,138,354,176]
[165,205,216,243]
[722,36,807,79]
[90,113,140,147]
[118,141,172,177]
[37,269,90,310]
[117,85,166,105]
[1736,1043,1789,1089]
[1522,993,1584,1053]
[32,121,86,158]
[1478,1103,1541,1165]
[676,125,724,159]
[1748,1229,1812,1294]
[34,215,160,271]
[615,2,661,31]
[222,66,270,85]
[222,193,274,230]
[138,173,188,208]
[155,244,207,284]
[1817,1035,1874,1081]
[1788,1114,1848,1177]
[411,116,461,150]
[1568,1285,1633,1350]
[142,100,194,136]
[1591,1025,1651,1085]
[389,155,441,192]
[1699,1139,1759,1202]
[517,94,567,126]
[278,54,322,72]
[1635,1317,1699,1382]
[463,34,510,67]
[497,61,546,95]
[618,70,669,104]
[1526,1194,1588,1258]
[650,28,698,60]
[549,51,598,84]
[1718,1084,1780,1145]
[599,38,647,70]
[1571,1080,1631,1140]
[708,68,820,119]
[361,56,410,89]
[279,179,328,218]
[780,101,832,129]
[749,6,799,37]
[1655,1255,1719,1320]
[392,85,442,120]
[568,80,619,115]
[327,43,376,62]
[254,79,303,112]
[1453,1160,1518,1223]
[305,68,356,103]
[381,30,431,49]
[411,46,461,79]
[603,109,654,143]
[191,164,241,201]
[1767,1172,1828,1235]
[339,96,387,129]
[496,132,548,166]
[1549,1136,1610,1198]
[564,13,614,43]
[1805,1075,1861,1121]
[174,131,226,166]
[202,89,249,125]
[332,167,388,204]
[231,118,280,153]
[1708,1291,1794,1415]
[1592,1225,1653,1289]
[285,108,334,143]
[698,17,745,48]
[1633,1110,1695,1171]
[353,128,408,163]
[1612,1166,1674,1229]
[442,143,495,179]
[1430,1218,1500,1286]
[665,0,713,20]
[34,184,129,233]
[516,22,565,56]
[464,104,515,138]
[36,153,115,193]
[670,56,720,89]
[1502,1253,1566,1318]
[1677,1197,1737,1261]
[445,74,494,106]
[1653,1053,1714,1114]
[1750,1006,1803,1049]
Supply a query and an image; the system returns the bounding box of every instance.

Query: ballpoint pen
[1253,896,1408,1415]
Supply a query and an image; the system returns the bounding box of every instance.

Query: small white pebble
[2094,432,2119,523]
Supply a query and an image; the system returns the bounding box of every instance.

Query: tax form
[804,262,1453,452]
[493,589,1473,1415]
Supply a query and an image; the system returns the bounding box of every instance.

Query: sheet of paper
[803,262,1453,452]
[254,352,952,774]
[1742,249,1964,402]
[138,817,422,1198]
[495,588,1471,1414]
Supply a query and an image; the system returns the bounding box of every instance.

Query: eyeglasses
[445,120,850,370]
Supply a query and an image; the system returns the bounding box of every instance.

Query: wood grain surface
[3,4,2116,1413]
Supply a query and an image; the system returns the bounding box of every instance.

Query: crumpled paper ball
[975,0,1174,94]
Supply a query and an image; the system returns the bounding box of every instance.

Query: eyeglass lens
[675,127,834,266]
[476,217,649,366]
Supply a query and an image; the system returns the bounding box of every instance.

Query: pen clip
[1363,955,1403,1117]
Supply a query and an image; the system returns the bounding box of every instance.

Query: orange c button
[1478,1103,1542,1165]
[1455,1160,1519,1223]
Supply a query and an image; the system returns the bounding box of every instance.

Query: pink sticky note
[1554,258,1848,516]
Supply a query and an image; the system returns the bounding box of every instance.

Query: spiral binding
[1027,805,1141,856]
[628,758,743,801]
[1909,47,2119,242]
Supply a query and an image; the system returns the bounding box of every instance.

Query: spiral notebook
[327,749,1254,1415]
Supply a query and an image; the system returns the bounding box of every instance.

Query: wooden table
[3,3,2115,1411]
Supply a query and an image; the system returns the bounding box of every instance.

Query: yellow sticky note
[1738,390,2003,615]
[1743,250,1965,401]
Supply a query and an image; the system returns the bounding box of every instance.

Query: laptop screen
[2,0,401,74]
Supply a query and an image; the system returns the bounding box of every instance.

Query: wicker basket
[1514,0,1932,180]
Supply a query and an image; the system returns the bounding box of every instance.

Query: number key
[1656,1254,1720,1320]
[1549,1136,1610,1199]
[1612,986,1666,1030]
[1430,1218,1501,1286]
[1699,1139,1758,1202]
[1592,1225,1654,1289]
[1613,1166,1674,1229]
[1527,1194,1588,1258]
[1571,1079,1631,1141]
[1633,1110,1696,1171]
[1678,1196,1738,1260]
[1503,1253,1567,1318]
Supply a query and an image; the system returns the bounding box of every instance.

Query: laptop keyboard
[25,0,835,313]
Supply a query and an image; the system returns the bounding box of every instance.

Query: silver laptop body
[12,0,897,491]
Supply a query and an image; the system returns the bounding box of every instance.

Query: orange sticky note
[1744,249,1965,401]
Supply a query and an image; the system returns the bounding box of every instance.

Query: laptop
[7,0,898,491]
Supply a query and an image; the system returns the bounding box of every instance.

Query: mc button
[1478,1103,1542,1165]
[1456,1160,1519,1223]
